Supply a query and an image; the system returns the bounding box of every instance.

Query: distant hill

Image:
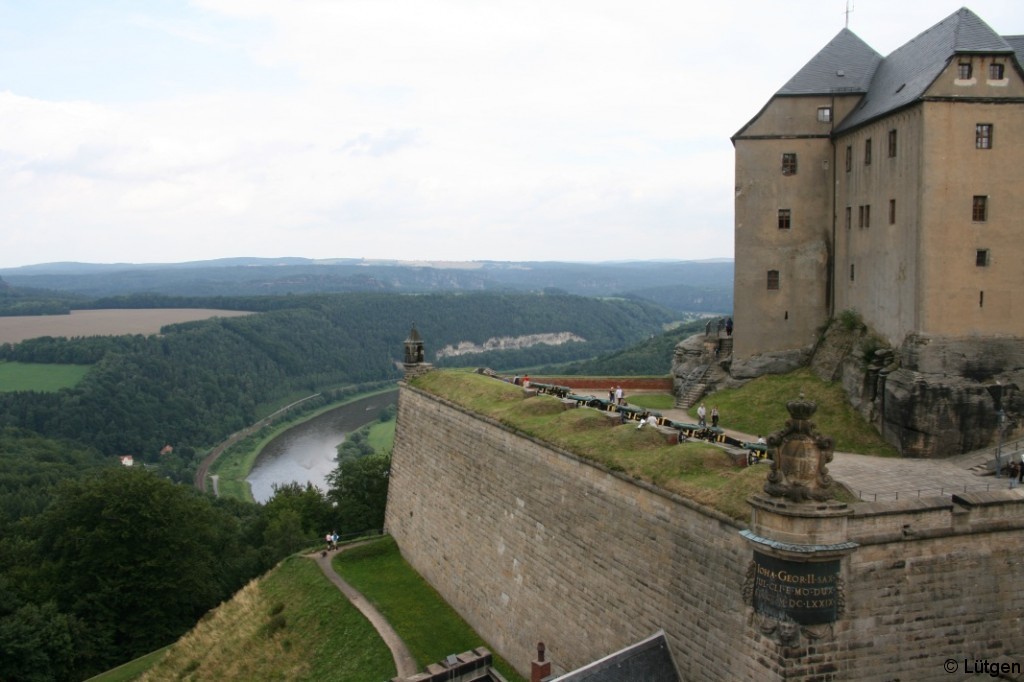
[0,258,733,313]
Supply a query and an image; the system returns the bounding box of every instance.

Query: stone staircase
[675,363,712,409]
[674,336,734,409]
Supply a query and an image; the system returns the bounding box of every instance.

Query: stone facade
[730,10,1024,455]
[386,383,1024,680]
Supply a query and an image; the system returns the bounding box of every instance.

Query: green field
[0,361,91,392]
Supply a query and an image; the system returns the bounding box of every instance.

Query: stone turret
[403,324,432,379]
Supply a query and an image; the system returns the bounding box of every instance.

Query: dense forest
[0,288,683,679]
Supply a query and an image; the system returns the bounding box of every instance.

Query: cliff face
[732,323,1023,458]
[879,336,1024,457]
[813,325,1023,457]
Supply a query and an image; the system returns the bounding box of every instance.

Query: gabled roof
[1006,35,1024,68]
[836,8,1017,132]
[776,28,881,96]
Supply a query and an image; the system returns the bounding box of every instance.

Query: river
[246,390,398,503]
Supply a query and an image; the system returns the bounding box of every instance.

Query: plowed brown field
[0,309,253,344]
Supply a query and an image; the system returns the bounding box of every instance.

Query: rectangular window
[889,199,896,225]
[973,196,987,222]
[767,270,780,290]
[845,145,852,171]
[989,63,1004,80]
[864,138,872,165]
[976,250,989,267]
[976,124,993,149]
[858,205,864,228]
[845,206,851,230]
[817,106,832,123]
[864,204,870,228]
[778,209,791,229]
[781,153,797,175]
[850,263,855,281]
[888,129,897,157]
[958,62,973,79]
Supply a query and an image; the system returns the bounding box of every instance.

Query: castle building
[732,8,1024,361]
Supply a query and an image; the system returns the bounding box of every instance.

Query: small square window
[767,270,780,290]
[778,209,791,229]
[888,129,897,157]
[989,63,1004,80]
[845,145,852,172]
[973,196,987,222]
[976,124,993,149]
[889,199,896,225]
[958,62,973,79]
[817,107,832,123]
[864,138,872,165]
[782,153,797,175]
[976,250,989,267]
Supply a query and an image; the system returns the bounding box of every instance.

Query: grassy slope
[686,368,897,456]
[334,537,525,682]
[0,360,91,392]
[138,555,395,681]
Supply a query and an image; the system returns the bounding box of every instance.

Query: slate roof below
[549,631,680,682]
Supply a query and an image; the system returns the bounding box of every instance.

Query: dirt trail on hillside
[309,544,419,678]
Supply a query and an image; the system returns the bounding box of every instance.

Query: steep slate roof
[1006,35,1024,68]
[836,7,1017,132]
[776,28,881,96]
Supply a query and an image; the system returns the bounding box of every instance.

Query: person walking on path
[711,406,720,428]
[697,403,707,426]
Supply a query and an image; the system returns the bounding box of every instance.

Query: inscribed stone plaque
[752,551,840,625]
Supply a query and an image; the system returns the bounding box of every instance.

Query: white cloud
[0,0,1020,267]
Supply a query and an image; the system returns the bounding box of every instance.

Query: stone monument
[741,395,857,649]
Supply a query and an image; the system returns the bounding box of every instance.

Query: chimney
[531,642,551,682]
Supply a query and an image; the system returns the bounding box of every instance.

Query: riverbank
[204,386,398,502]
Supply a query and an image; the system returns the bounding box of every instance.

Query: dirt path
[309,544,419,678]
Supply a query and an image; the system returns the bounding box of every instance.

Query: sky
[0,1,1020,268]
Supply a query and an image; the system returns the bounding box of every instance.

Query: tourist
[711,406,720,428]
[522,374,530,388]
[615,386,623,405]
[697,403,707,426]
[609,386,615,402]
[726,318,733,336]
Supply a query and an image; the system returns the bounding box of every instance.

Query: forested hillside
[0,289,674,679]
[0,292,671,457]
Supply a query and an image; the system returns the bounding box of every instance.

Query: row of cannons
[526,380,770,466]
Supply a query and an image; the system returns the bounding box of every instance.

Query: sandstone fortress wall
[386,383,1024,681]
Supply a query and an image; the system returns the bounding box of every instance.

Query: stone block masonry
[385,383,1024,680]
